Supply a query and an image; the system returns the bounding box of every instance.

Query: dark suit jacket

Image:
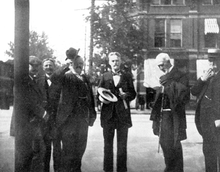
[98,71,136,128]
[10,76,47,136]
[37,75,61,120]
[191,73,220,140]
[51,68,96,127]
[150,67,190,143]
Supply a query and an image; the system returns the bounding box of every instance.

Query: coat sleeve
[51,65,70,85]
[191,78,207,97]
[86,76,97,126]
[124,73,136,102]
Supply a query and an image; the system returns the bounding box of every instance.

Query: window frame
[151,0,185,5]
[154,19,166,48]
[169,19,182,48]
[154,19,183,48]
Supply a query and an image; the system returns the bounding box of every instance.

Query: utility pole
[14,0,30,171]
[89,0,95,74]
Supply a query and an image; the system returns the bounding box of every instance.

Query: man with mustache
[191,49,220,172]
[150,53,190,172]
[98,52,136,172]
[51,47,96,172]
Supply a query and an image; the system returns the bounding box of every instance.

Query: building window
[204,18,219,48]
[151,0,184,5]
[152,0,160,5]
[170,20,182,47]
[203,0,212,4]
[205,33,218,47]
[203,0,220,4]
[155,19,165,47]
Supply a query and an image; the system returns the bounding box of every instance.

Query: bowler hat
[208,49,220,59]
[66,47,80,60]
[98,87,118,104]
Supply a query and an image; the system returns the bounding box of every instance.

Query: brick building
[129,0,220,108]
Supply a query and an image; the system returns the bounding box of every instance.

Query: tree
[86,0,144,80]
[5,30,54,60]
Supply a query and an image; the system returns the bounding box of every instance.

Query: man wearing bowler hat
[150,53,190,172]
[51,47,96,172]
[191,49,220,172]
[98,52,136,172]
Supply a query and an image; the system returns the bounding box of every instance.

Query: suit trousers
[160,111,183,172]
[43,120,61,172]
[103,118,128,172]
[15,121,45,172]
[60,115,89,172]
[203,135,220,172]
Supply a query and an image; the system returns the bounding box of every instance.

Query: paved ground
[0,107,205,172]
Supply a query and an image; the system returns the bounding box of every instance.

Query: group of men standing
[10,47,220,172]
[11,48,136,172]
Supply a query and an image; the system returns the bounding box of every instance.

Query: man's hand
[43,111,49,122]
[119,88,127,100]
[159,75,169,86]
[201,68,214,81]
[215,120,220,128]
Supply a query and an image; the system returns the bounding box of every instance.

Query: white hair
[155,53,170,65]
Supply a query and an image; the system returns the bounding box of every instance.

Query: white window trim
[152,0,185,6]
[170,19,182,47]
[203,0,214,5]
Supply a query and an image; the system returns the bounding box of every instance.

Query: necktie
[113,73,120,86]
[47,78,52,86]
[112,71,121,76]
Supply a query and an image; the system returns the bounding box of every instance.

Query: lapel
[29,76,43,96]
[166,67,177,79]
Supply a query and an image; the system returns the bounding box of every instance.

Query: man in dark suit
[51,47,97,172]
[150,53,190,172]
[11,56,48,172]
[98,52,136,172]
[191,49,220,172]
[37,58,62,172]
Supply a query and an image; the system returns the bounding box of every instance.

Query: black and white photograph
[1,0,220,172]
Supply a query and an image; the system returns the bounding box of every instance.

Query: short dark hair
[29,56,42,65]
[42,58,56,65]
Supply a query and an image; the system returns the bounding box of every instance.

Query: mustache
[45,68,54,72]
[76,66,82,70]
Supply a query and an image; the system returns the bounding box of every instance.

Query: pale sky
[0,0,95,63]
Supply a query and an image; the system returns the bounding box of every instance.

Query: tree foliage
[85,0,144,84]
[87,0,144,67]
[5,31,54,61]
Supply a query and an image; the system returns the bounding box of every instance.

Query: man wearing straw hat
[98,52,136,172]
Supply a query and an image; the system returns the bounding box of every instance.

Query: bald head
[155,53,172,73]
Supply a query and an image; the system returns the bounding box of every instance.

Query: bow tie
[112,71,121,76]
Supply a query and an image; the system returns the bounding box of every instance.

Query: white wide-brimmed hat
[98,87,118,104]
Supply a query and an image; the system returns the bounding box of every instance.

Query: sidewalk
[130,108,195,115]
[0,107,203,172]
